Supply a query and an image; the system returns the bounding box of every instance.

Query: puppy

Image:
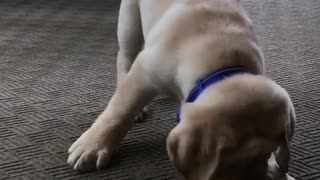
[68,0,296,179]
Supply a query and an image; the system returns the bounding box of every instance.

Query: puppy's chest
[149,64,182,98]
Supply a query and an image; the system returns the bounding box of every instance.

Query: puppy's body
[68,0,296,179]
[138,0,263,99]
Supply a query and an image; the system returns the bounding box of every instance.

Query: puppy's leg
[68,55,156,171]
[117,0,147,121]
[117,0,143,85]
[274,103,296,174]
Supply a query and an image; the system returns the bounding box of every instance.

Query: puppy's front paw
[67,127,113,171]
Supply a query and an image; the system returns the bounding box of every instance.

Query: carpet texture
[0,0,319,179]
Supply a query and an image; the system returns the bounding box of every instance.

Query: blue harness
[177,67,250,122]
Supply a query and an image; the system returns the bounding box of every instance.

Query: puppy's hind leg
[117,0,147,121]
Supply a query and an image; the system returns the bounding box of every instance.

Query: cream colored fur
[67,0,296,179]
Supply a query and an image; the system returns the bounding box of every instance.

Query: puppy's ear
[274,103,296,173]
[166,121,223,179]
[166,123,202,173]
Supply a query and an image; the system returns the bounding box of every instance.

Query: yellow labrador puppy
[68,0,296,179]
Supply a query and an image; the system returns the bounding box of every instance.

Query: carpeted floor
[0,0,319,179]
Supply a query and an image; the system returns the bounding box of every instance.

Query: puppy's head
[167,75,295,180]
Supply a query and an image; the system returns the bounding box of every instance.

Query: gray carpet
[0,0,319,179]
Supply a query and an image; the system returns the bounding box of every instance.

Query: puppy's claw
[67,147,83,167]
[97,150,111,170]
[68,140,80,154]
[73,151,99,171]
[286,174,296,180]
